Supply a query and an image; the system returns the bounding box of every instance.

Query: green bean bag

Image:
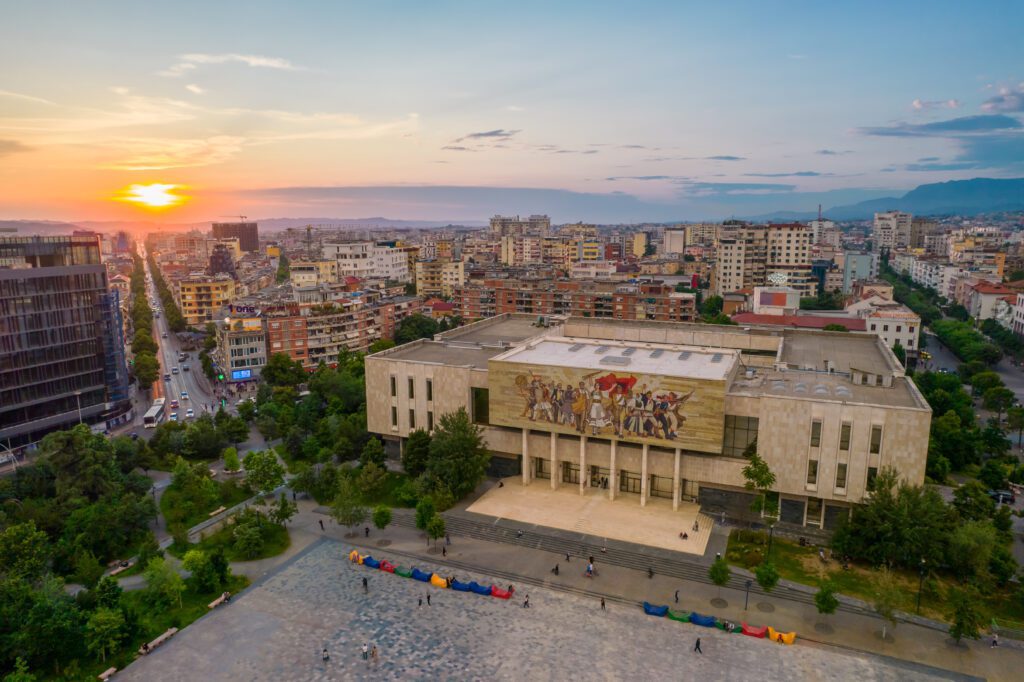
[394,566,413,578]
[667,610,690,623]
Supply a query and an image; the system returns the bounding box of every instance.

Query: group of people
[516,371,695,440]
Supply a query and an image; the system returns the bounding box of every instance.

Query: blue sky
[0,0,1022,221]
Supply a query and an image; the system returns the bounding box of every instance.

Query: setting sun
[115,183,188,209]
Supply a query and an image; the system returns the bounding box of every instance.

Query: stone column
[609,439,617,501]
[640,443,649,507]
[672,448,681,511]
[579,436,587,496]
[550,431,558,490]
[521,428,531,485]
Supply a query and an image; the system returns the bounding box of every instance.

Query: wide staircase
[390,508,872,617]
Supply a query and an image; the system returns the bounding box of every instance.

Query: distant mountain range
[747,178,1024,221]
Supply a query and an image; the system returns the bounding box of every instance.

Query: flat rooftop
[780,333,891,375]
[730,369,927,409]
[437,314,544,346]
[382,341,503,369]
[492,337,737,381]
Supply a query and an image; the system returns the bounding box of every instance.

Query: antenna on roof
[817,204,822,221]
[221,215,248,222]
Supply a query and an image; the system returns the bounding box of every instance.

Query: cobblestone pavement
[120,539,974,682]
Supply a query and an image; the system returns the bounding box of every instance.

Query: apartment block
[178,274,236,325]
[415,259,465,297]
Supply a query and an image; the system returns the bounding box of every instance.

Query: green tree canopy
[85,607,125,663]
[330,478,368,531]
[242,450,285,494]
[395,314,441,345]
[373,505,392,532]
[261,352,308,387]
[425,408,490,499]
[143,556,184,609]
[754,561,780,593]
[360,437,386,468]
[0,522,51,583]
[402,428,432,478]
[948,586,984,644]
[814,582,839,616]
[708,555,730,590]
[426,514,446,547]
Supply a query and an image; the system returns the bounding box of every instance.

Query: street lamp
[916,558,927,613]
[744,579,753,610]
[74,390,83,424]
[767,524,775,559]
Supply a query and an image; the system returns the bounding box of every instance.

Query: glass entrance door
[562,461,580,485]
[590,465,610,489]
[619,470,641,494]
[534,457,550,480]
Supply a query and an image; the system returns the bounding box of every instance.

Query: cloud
[0,139,32,157]
[605,175,675,181]
[441,145,475,152]
[859,114,1021,137]
[902,161,981,172]
[454,128,520,142]
[911,98,960,110]
[705,155,745,161]
[185,84,205,95]
[743,171,829,177]
[678,181,795,196]
[159,53,302,78]
[982,84,1024,113]
[99,135,247,170]
[816,149,851,155]
[917,156,940,162]
[505,105,525,112]
[0,89,54,105]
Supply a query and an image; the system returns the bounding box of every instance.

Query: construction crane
[220,215,248,222]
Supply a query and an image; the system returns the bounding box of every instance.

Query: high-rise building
[489,214,551,238]
[208,243,237,278]
[872,212,912,251]
[662,228,687,254]
[415,259,465,297]
[842,252,879,293]
[713,223,814,296]
[212,221,259,253]
[0,235,130,448]
[177,274,236,325]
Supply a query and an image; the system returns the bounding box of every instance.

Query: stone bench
[109,561,134,577]
[138,627,178,655]
[208,592,231,609]
[208,506,226,518]
[98,667,117,680]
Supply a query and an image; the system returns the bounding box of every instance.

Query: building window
[426,379,433,402]
[835,463,848,490]
[870,324,876,331]
[839,423,851,451]
[427,411,434,431]
[810,420,822,447]
[408,377,415,399]
[409,409,416,429]
[472,387,490,425]
[896,325,902,333]
[806,460,818,485]
[869,425,882,454]
[867,466,878,490]
[391,406,398,427]
[390,376,396,397]
[723,415,759,457]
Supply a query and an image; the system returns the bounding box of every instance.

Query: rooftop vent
[711,353,724,363]
[568,343,584,352]
[813,385,830,395]
[835,386,852,397]
[771,380,787,391]
[650,349,664,358]
[622,348,636,356]
[678,351,692,361]
[794,382,808,393]
[600,356,631,367]
[595,345,610,355]
[745,368,755,379]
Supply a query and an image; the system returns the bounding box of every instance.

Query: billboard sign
[488,360,726,454]
[231,369,252,380]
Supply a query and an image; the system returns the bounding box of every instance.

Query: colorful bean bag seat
[469,581,492,595]
[688,612,717,627]
[430,574,449,589]
[394,566,413,578]
[379,560,396,573]
[667,610,690,623]
[411,568,432,582]
[642,602,669,617]
[348,550,360,563]
[490,586,514,599]
[451,579,471,592]
[741,622,767,638]
[362,556,380,569]
[767,626,796,645]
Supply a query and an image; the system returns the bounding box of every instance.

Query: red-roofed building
[964,280,1014,321]
[732,312,867,332]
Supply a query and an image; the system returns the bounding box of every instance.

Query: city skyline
[2,1,1023,222]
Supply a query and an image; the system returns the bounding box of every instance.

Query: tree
[402,428,432,478]
[3,658,35,682]
[755,561,780,593]
[209,548,230,587]
[357,461,387,499]
[373,505,392,532]
[969,371,1003,395]
[978,459,1008,490]
[183,415,227,460]
[242,450,285,494]
[360,437,386,468]
[91,576,123,610]
[0,521,51,583]
[948,586,984,644]
[872,567,901,640]
[85,607,125,663]
[395,314,440,345]
[133,351,159,389]
[892,341,906,366]
[223,446,241,472]
[703,312,737,325]
[269,492,298,526]
[415,497,436,531]
[708,555,730,596]
[143,556,184,609]
[237,399,257,423]
[814,581,840,619]
[426,514,446,548]
[330,478,368,533]
[425,408,490,499]
[947,521,997,582]
[368,339,395,354]
[957,360,988,383]
[952,480,996,521]
[983,387,1015,421]
[182,549,218,592]
[701,295,723,317]
[741,441,777,520]
[261,352,307,387]
[1007,406,1024,446]
[823,323,849,332]
[232,518,264,559]
[72,548,105,588]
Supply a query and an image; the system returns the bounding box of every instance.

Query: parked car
[989,490,1016,505]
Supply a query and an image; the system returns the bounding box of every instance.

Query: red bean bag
[490,586,514,599]
[741,622,767,638]
[379,560,395,573]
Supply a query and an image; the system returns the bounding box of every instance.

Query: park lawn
[187,519,291,562]
[726,529,1024,625]
[160,477,253,529]
[59,574,250,682]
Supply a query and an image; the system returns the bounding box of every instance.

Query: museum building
[365,314,931,530]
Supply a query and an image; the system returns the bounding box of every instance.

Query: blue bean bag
[362,556,380,569]
[643,602,669,617]
[689,612,717,627]
[451,579,471,592]
[469,581,492,595]
[411,568,432,582]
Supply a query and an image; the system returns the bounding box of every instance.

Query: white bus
[143,398,166,428]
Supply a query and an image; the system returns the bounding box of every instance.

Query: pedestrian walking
[362,576,368,592]
[565,553,571,562]
[446,533,451,546]
[322,647,329,662]
[371,645,378,663]
[991,633,999,648]
[365,526,370,538]
[648,567,654,579]
[517,529,524,538]
[675,589,679,603]
[442,546,447,557]
[292,491,296,501]
[600,597,606,610]
[523,594,530,608]
[693,638,702,654]
[319,519,325,531]
[418,597,422,607]
[361,643,368,660]
[552,563,559,576]
[427,593,431,606]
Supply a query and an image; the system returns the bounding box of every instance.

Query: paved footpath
[120,539,977,682]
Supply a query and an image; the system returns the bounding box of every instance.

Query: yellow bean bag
[766,626,796,645]
[348,550,360,563]
[430,573,449,589]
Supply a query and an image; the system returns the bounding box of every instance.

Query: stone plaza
[120,539,972,681]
